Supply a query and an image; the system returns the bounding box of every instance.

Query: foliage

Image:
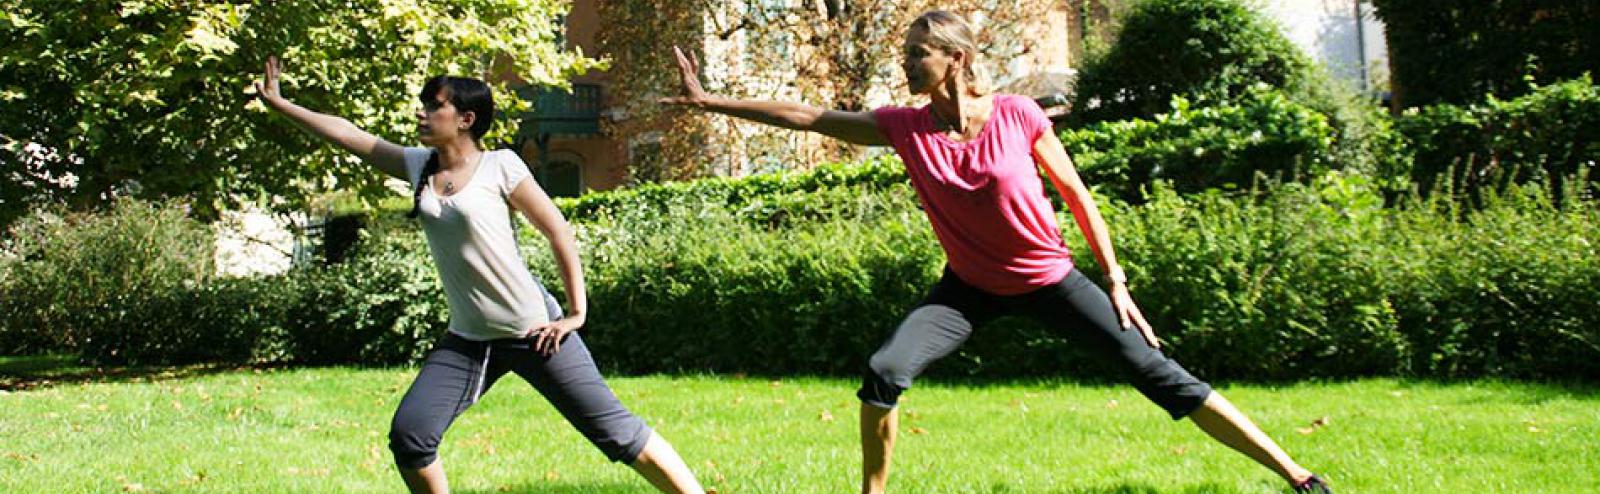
[5,144,1596,379]
[0,198,214,354]
[553,155,908,221]
[1395,76,1600,204]
[1068,0,1322,125]
[1060,87,1338,201]
[1370,0,1600,107]
[0,0,603,228]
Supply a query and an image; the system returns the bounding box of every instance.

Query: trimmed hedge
[552,155,907,221]
[6,167,1596,380]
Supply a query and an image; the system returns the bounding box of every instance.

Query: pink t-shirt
[873,94,1073,295]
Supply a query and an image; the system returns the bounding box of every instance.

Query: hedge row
[5,170,1596,380]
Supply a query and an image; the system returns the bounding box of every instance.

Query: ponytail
[407,150,441,219]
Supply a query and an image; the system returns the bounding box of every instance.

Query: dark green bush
[1396,76,1600,204]
[275,229,445,366]
[554,156,907,222]
[7,159,1597,380]
[1371,0,1600,107]
[1060,87,1337,201]
[75,276,299,365]
[1068,0,1321,126]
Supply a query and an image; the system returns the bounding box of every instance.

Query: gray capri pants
[388,293,652,469]
[859,268,1214,420]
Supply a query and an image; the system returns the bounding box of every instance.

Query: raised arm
[659,47,888,146]
[255,56,409,180]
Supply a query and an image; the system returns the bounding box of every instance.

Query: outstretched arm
[659,47,888,146]
[255,56,409,180]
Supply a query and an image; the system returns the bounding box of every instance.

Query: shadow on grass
[455,481,1252,494]
[0,354,248,392]
[456,481,647,494]
[1046,484,1251,494]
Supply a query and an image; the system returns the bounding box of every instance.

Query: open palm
[254,55,282,101]
[658,46,708,106]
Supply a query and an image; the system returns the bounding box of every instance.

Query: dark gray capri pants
[389,295,652,469]
[858,267,1213,420]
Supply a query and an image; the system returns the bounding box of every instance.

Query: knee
[858,351,912,408]
[388,416,440,469]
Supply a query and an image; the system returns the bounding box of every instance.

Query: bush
[1105,175,1407,379]
[1396,76,1600,204]
[1383,183,1600,378]
[1060,87,1337,201]
[538,188,944,375]
[7,162,1597,380]
[1069,0,1322,126]
[554,156,907,221]
[1371,0,1600,107]
[0,199,214,355]
[74,276,300,365]
[279,228,446,366]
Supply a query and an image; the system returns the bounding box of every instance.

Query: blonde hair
[911,10,989,96]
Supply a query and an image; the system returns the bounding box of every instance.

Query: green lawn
[1,356,1596,493]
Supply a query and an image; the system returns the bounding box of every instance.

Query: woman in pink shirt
[663,10,1330,494]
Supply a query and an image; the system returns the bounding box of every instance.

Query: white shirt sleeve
[496,150,535,198]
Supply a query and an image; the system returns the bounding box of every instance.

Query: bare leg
[399,460,450,494]
[629,431,706,494]
[1188,391,1315,484]
[860,402,898,494]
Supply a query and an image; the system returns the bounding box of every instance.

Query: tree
[1371,0,1600,108]
[1067,0,1318,126]
[0,0,604,227]
[598,0,1057,181]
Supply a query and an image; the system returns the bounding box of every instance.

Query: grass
[1,355,1597,493]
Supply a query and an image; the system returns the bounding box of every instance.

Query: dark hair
[409,76,496,219]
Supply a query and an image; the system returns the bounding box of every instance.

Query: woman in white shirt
[255,56,705,494]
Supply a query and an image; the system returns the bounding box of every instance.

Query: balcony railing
[516,83,602,138]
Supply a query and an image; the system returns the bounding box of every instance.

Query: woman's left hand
[1109,283,1160,349]
[530,314,585,356]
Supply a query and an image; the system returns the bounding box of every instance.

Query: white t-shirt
[403,147,550,341]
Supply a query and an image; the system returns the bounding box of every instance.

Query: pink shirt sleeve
[1011,96,1054,144]
[872,106,919,148]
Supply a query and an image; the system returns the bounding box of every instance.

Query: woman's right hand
[658,46,709,106]
[254,55,283,105]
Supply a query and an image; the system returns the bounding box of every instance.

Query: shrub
[1068,0,1322,125]
[1060,87,1337,201]
[8,162,1597,380]
[0,199,213,354]
[1396,76,1600,204]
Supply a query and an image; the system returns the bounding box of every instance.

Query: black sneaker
[1292,475,1332,493]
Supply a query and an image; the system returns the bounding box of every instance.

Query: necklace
[438,151,481,195]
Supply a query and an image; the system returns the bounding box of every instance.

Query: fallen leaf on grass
[1297,416,1333,435]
